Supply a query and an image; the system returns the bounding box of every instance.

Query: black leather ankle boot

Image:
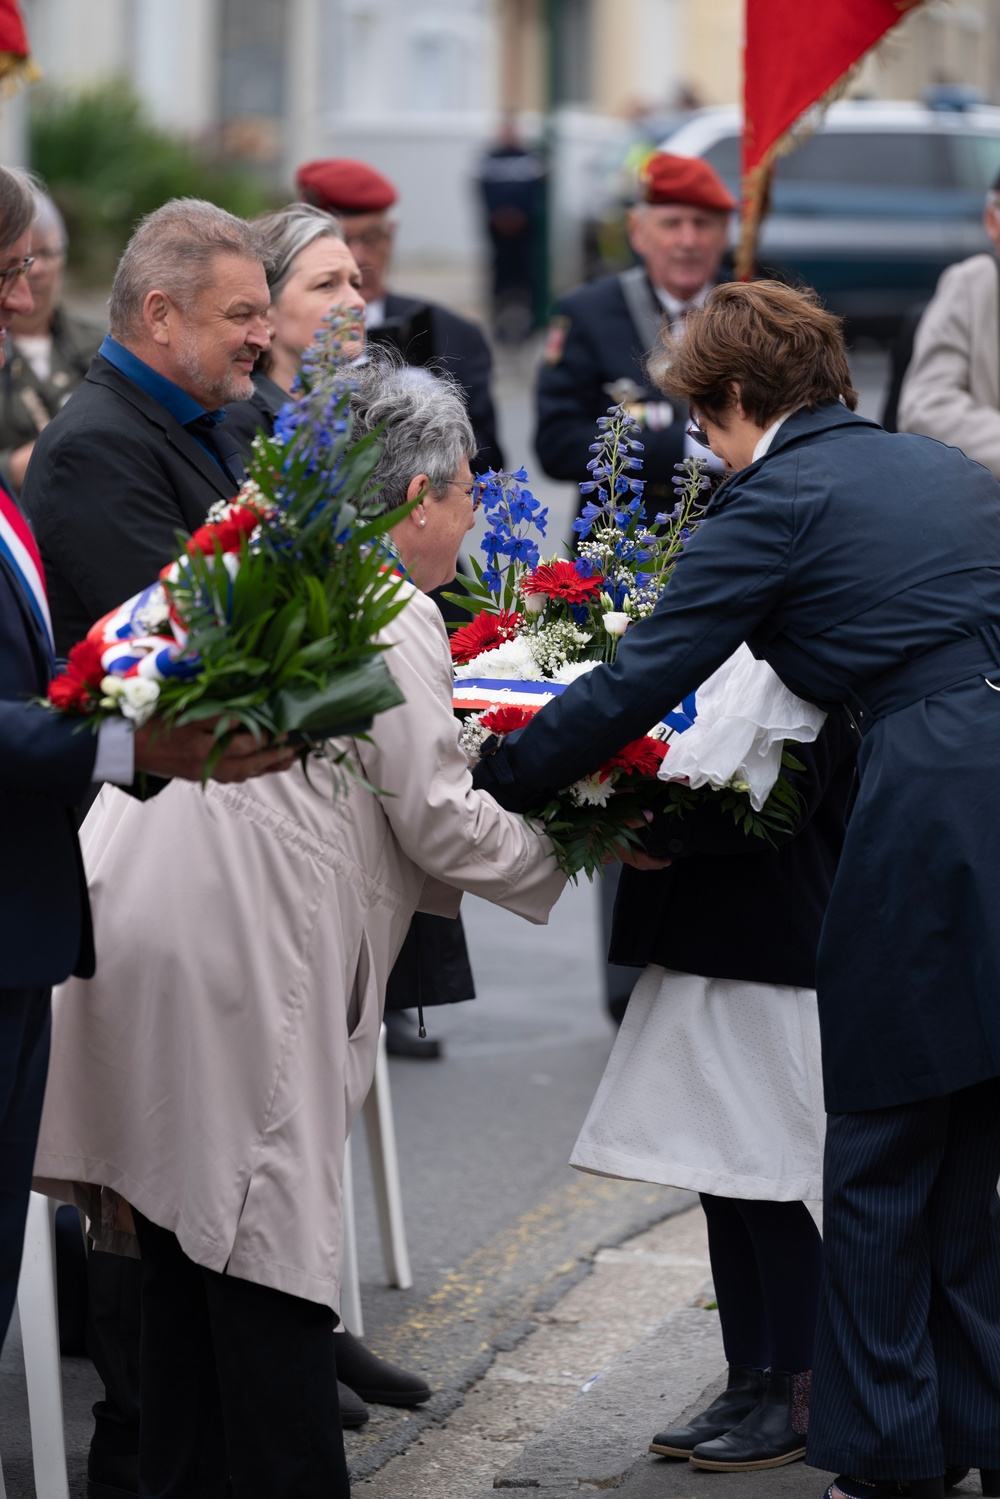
[980,1471,1000,1497]
[649,1364,766,1457]
[689,1368,808,1471]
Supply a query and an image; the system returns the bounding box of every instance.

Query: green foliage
[28,81,275,283]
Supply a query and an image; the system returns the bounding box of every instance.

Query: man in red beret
[535,149,734,518]
[297,157,503,472]
[535,148,734,1027]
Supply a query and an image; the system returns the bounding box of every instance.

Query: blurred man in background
[0,192,103,493]
[535,151,733,522]
[535,150,734,1025]
[897,166,1000,477]
[297,156,504,470]
[476,118,547,345]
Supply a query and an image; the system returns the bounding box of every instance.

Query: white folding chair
[339,1023,413,1335]
[7,1193,71,1499]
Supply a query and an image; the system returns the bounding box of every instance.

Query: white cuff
[92,718,136,785]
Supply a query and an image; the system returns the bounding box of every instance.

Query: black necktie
[184,413,246,492]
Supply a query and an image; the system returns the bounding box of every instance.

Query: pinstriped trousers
[807,1078,1000,1479]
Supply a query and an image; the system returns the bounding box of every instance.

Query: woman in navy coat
[476,281,1000,1499]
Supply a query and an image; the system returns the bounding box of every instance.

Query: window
[704,130,952,190]
[772,132,951,189]
[951,134,1000,193]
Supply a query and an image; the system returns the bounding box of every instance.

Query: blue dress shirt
[98,336,230,474]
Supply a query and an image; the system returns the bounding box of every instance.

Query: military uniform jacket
[478,403,1000,1113]
[534,269,691,510]
[0,307,104,490]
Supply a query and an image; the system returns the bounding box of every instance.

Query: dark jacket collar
[704,404,881,514]
[85,355,235,500]
[249,370,288,421]
[766,402,881,458]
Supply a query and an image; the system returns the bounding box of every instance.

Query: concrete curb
[345,1186,697,1482]
[487,1304,725,1492]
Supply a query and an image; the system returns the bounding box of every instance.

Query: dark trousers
[808,1077,1000,1480]
[0,986,51,1347]
[700,1194,823,1372]
[133,1211,350,1499]
[87,1246,142,1457]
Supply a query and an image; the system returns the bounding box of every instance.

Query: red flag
[737,0,926,278]
[0,0,35,96]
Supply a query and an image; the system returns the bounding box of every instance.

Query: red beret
[640,152,735,213]
[296,158,398,215]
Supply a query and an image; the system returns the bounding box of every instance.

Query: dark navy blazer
[534,271,688,509]
[0,546,96,988]
[383,292,504,473]
[477,403,1000,1113]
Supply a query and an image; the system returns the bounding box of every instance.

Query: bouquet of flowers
[45,315,410,773]
[449,405,825,878]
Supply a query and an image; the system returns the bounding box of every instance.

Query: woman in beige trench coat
[34,363,566,1499]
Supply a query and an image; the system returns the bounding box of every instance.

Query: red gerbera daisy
[598,735,668,783]
[187,505,260,557]
[450,609,523,664]
[520,559,604,605]
[47,636,107,712]
[479,704,539,735]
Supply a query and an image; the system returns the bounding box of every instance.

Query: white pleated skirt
[571,964,827,1201]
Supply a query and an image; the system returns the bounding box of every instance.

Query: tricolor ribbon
[453,676,698,735]
[0,486,53,653]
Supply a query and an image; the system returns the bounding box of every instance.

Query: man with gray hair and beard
[22,196,271,1499]
[23,196,271,657]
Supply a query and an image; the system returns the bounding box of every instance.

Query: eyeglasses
[30,247,65,263]
[686,420,713,450]
[448,479,484,512]
[0,255,34,296]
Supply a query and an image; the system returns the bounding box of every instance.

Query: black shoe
[335,1328,432,1407]
[87,1450,138,1498]
[338,1379,370,1428]
[943,1471,970,1491]
[690,1368,807,1471]
[649,1364,766,1457]
[981,1472,1000,1497]
[384,1011,443,1060]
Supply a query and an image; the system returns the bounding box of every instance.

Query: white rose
[522,592,546,615]
[100,675,124,699]
[602,611,630,637]
[117,676,160,726]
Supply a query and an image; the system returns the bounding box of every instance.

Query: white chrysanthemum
[569,774,612,808]
[453,636,544,680]
[552,659,600,685]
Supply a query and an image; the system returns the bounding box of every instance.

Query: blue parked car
[662,101,1000,331]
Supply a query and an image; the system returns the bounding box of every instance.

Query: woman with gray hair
[224,202,366,455]
[35,359,567,1499]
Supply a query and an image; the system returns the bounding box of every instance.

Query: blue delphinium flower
[474,465,549,605]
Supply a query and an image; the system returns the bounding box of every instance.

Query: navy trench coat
[477,403,1000,1113]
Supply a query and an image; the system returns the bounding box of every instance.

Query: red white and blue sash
[0,487,53,652]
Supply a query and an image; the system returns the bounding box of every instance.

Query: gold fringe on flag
[0,50,39,102]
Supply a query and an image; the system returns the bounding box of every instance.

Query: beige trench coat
[34,585,565,1311]
[898,252,1000,478]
